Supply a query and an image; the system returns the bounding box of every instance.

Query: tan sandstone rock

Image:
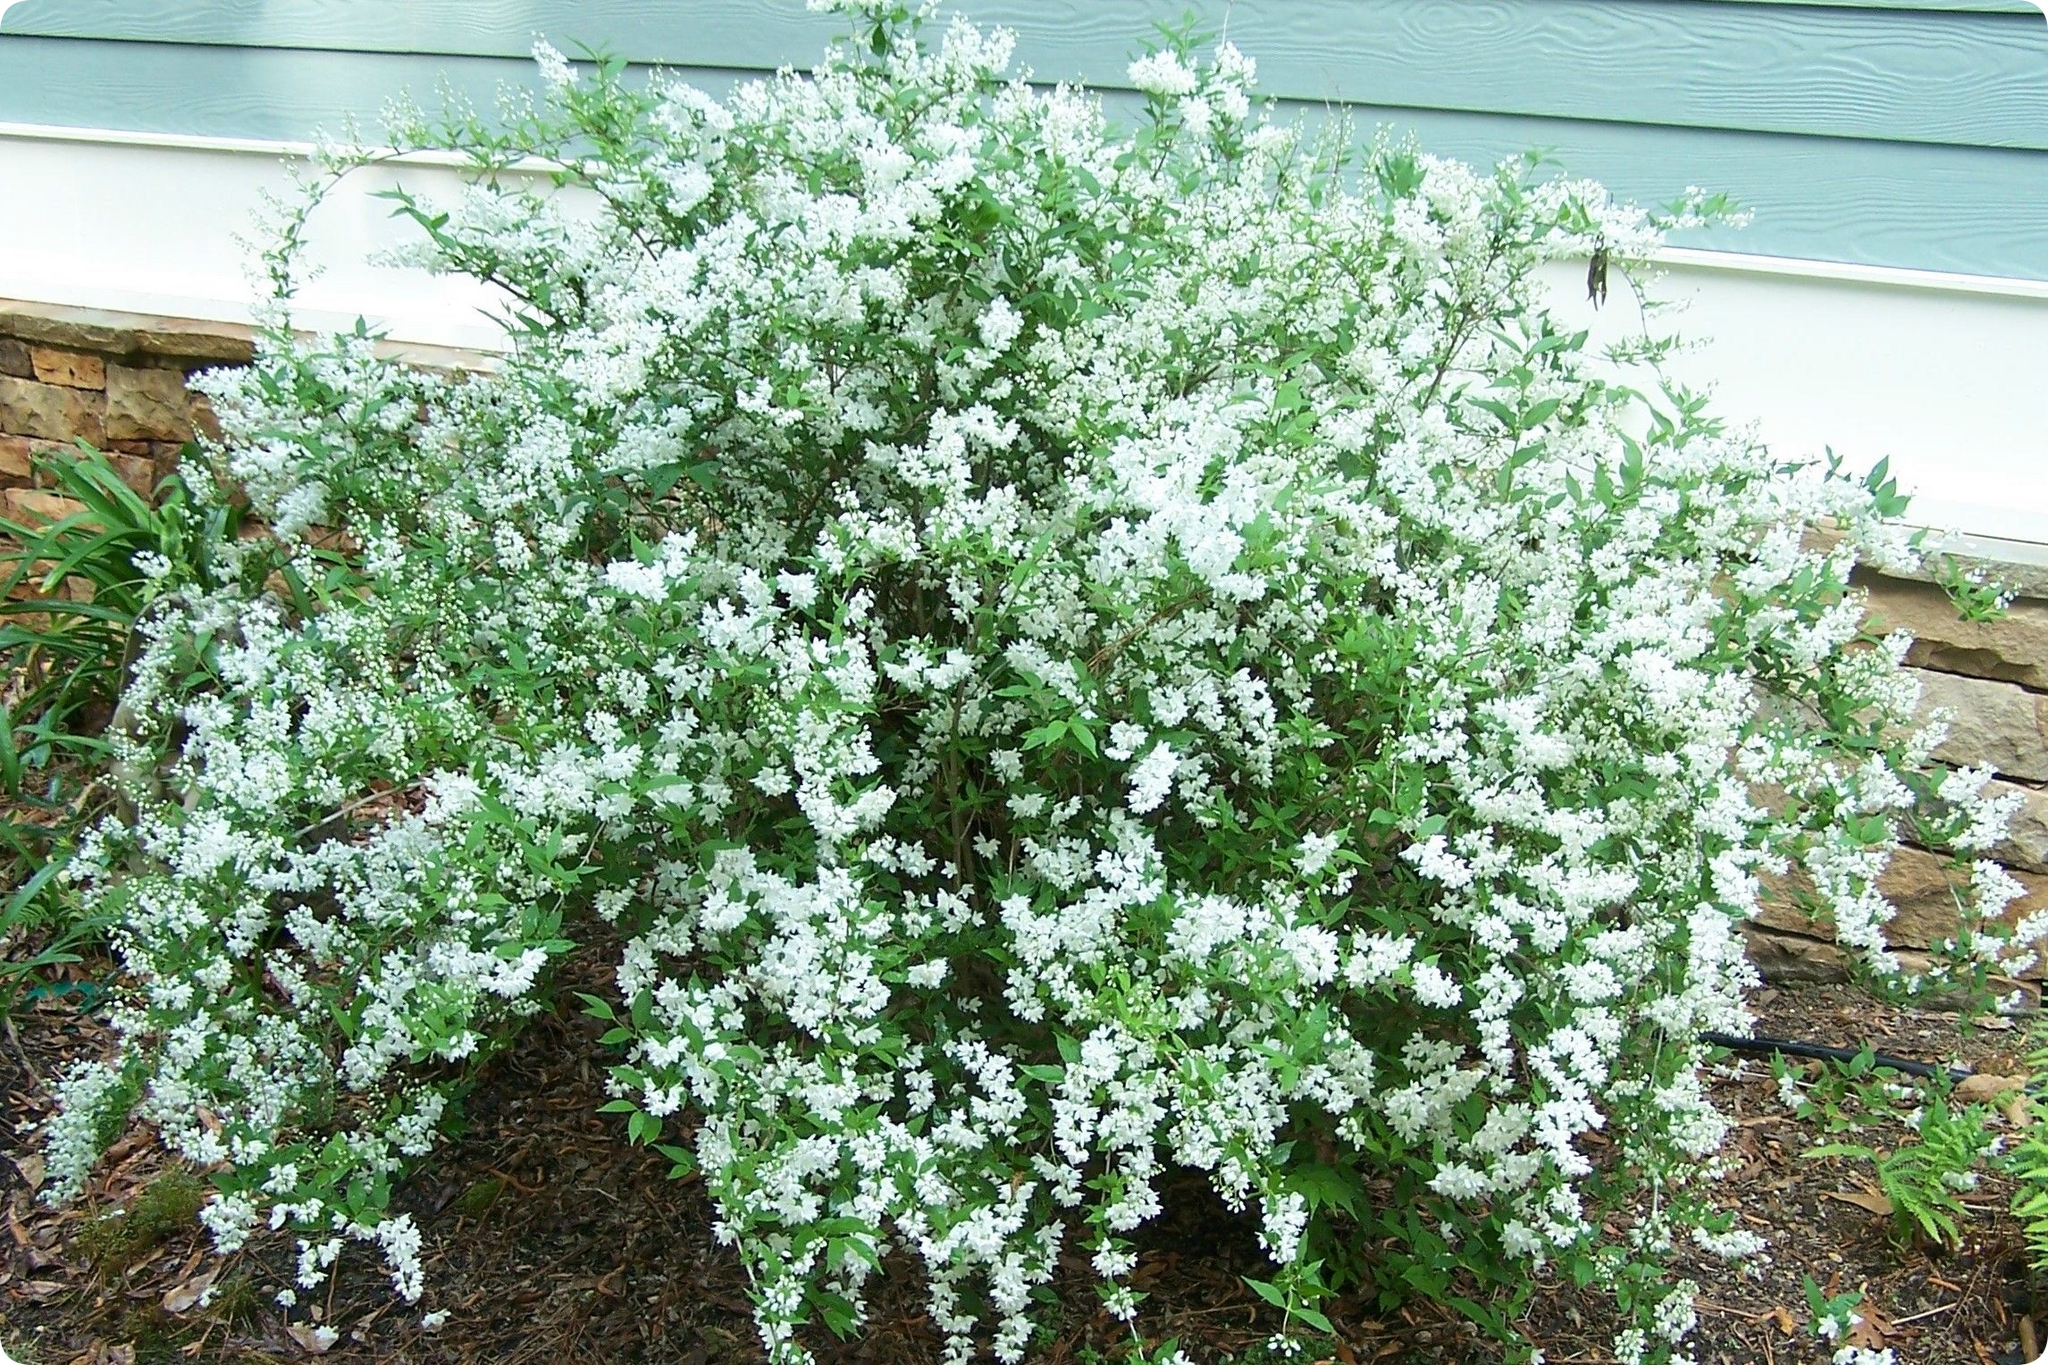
[0,374,106,444]
[3,488,88,524]
[1880,845,2048,952]
[104,365,193,443]
[1984,778,2048,875]
[1751,847,2047,976]
[29,347,105,390]
[1866,577,2048,692]
[1914,668,2048,781]
[1739,924,1849,984]
[0,434,32,481]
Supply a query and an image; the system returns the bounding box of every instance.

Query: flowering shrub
[46,2,2035,1361]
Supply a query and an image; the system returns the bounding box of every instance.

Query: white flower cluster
[47,7,2022,1364]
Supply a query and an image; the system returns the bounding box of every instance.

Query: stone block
[104,365,192,443]
[29,347,105,390]
[0,374,106,444]
[106,452,157,496]
[1824,529,2048,610]
[4,488,88,524]
[1879,844,2048,952]
[1,435,78,471]
[0,435,157,496]
[1985,778,2048,875]
[1740,924,1849,984]
[1913,668,2048,781]
[1865,576,2048,691]
[1753,846,2047,973]
[1751,867,1811,936]
[0,300,254,364]
[0,338,31,379]
[188,389,222,443]
[0,434,32,481]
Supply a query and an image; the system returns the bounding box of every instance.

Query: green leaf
[1288,1162,1361,1216]
[1469,396,1517,427]
[653,1143,697,1177]
[1293,1304,1335,1333]
[1449,1296,1507,1339]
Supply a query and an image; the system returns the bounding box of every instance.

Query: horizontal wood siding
[10,0,2048,149]
[1713,1,2037,12]
[3,0,2045,279]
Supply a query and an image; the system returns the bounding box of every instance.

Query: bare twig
[1892,1302,1959,1327]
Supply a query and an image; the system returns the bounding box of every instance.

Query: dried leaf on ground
[286,1322,340,1354]
[1827,1187,1896,1218]
[160,1266,215,1314]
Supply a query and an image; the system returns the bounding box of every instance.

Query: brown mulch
[3,963,2045,1365]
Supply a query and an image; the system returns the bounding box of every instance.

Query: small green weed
[1804,1091,1996,1250]
[77,1168,208,1268]
[2005,1028,2048,1270]
[1802,1275,1868,1349]
[452,1175,506,1218]
[207,1268,263,1325]
[1,444,183,784]
[1771,1045,1918,1135]
[1070,1335,1344,1365]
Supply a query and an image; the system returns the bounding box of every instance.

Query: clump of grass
[115,1308,203,1365]
[1,1334,50,1365]
[452,1175,506,1218]
[78,1169,208,1268]
[205,1269,263,1326]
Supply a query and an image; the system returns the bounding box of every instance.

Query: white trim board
[2,124,2043,545]
[7,119,2048,303]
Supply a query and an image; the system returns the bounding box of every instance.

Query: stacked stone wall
[0,301,250,521]
[1741,553,2048,995]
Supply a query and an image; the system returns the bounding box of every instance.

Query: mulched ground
[3,958,2044,1365]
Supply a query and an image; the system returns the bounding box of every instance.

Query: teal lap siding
[4,0,2045,279]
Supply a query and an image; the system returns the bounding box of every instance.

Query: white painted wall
[1546,254,2048,548]
[0,125,515,350]
[5,122,2045,545]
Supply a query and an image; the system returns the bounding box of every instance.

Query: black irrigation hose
[1698,1030,1975,1085]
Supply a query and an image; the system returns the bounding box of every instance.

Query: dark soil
[4,963,2043,1365]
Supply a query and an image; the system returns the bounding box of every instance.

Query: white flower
[1428,1162,1487,1200]
[978,298,1024,353]
[1127,51,1199,99]
[1409,961,1462,1009]
[1125,743,1178,815]
[532,40,575,90]
[1297,831,1340,877]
